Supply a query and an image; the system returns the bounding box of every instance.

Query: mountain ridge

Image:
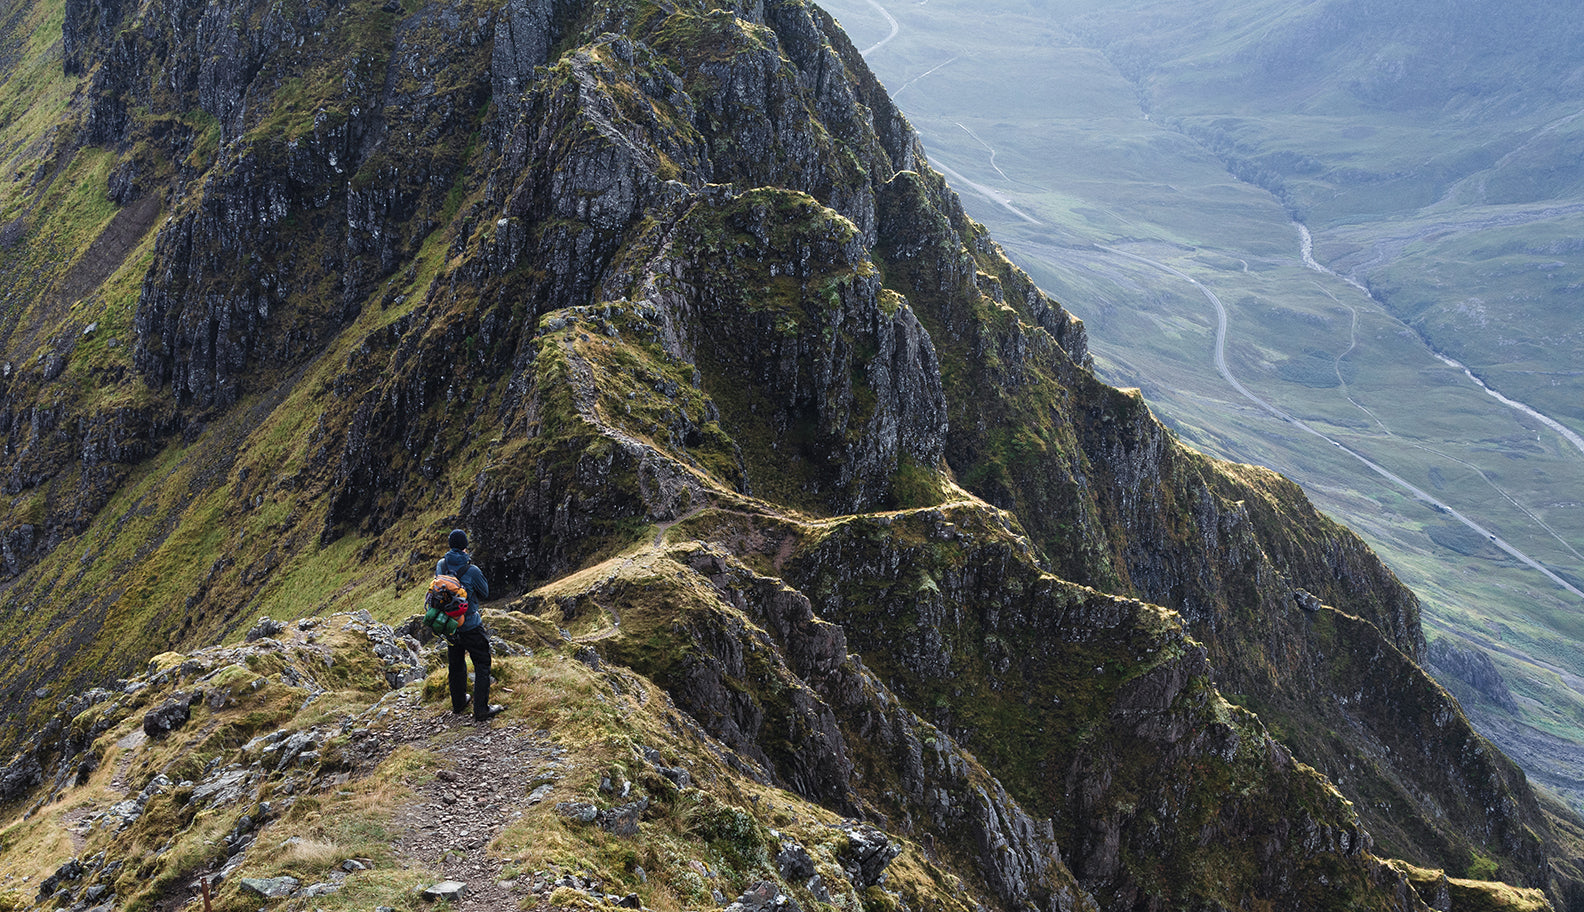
[2,0,1582,909]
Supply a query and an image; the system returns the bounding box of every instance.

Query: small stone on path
[423,880,468,901]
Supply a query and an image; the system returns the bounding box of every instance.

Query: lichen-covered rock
[36,856,83,901]
[0,743,42,802]
[141,693,195,738]
[245,617,286,642]
[835,825,899,889]
[240,876,300,899]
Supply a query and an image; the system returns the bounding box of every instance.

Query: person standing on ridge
[438,529,503,722]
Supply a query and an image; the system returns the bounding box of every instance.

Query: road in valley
[1107,242,1584,602]
[1017,227,1584,603]
[855,0,900,55]
[1298,223,1584,462]
[829,0,1584,603]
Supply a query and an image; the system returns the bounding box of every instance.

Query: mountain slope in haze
[1,0,1582,909]
[813,0,1584,821]
[1064,0,1584,425]
[1060,0,1584,816]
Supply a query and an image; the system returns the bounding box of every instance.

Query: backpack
[423,560,471,637]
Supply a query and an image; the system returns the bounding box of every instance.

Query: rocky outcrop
[774,506,1438,909]
[73,0,500,409]
[586,544,1099,912]
[490,0,577,134]
[140,692,196,737]
[638,189,949,512]
[1427,639,1521,714]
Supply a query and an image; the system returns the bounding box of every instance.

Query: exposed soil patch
[107,728,146,796]
[59,194,160,307]
[59,727,146,853]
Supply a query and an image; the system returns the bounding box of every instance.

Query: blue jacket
[436,550,489,631]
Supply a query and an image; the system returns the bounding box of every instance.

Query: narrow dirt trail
[384,701,567,911]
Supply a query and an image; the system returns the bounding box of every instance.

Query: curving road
[1104,247,1280,416]
[931,160,1043,225]
[956,123,1013,183]
[857,0,900,56]
[1110,241,1584,603]
[1298,223,1584,461]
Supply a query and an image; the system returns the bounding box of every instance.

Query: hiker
[438,529,504,722]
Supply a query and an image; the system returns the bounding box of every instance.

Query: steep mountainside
[813,0,1584,819]
[1,0,1581,910]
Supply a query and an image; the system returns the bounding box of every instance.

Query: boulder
[142,694,195,738]
[239,876,299,898]
[422,880,468,901]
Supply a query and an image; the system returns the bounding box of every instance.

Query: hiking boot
[452,695,471,715]
[474,703,506,723]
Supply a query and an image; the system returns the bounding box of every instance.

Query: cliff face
[1,0,1581,910]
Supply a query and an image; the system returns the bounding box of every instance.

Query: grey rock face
[36,857,84,901]
[365,619,427,689]
[142,693,197,737]
[624,189,948,514]
[61,0,488,411]
[422,879,468,901]
[0,748,43,803]
[726,880,802,912]
[774,841,816,882]
[491,0,574,131]
[190,767,254,807]
[1427,639,1520,713]
[245,617,287,642]
[835,825,899,889]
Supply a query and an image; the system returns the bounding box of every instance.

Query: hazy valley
[815,0,1584,814]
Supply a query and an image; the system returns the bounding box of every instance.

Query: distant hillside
[1083,0,1584,116]
[1066,0,1584,400]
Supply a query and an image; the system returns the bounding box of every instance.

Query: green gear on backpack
[424,563,471,637]
[424,604,462,635]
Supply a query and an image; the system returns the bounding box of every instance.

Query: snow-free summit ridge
[1,0,1581,909]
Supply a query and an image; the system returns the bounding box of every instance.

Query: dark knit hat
[448,529,469,551]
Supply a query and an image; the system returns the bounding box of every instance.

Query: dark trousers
[448,626,491,719]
